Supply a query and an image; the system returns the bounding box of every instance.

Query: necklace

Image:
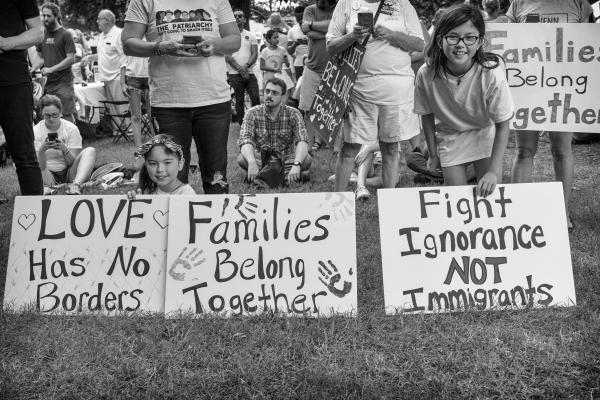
[446,61,475,86]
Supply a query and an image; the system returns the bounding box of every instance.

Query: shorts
[299,68,322,111]
[342,95,419,144]
[50,168,70,185]
[45,81,76,115]
[125,76,149,91]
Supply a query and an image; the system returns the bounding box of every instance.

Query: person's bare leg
[442,164,468,187]
[67,147,97,184]
[380,141,399,188]
[549,131,574,227]
[128,89,143,147]
[356,153,373,188]
[334,142,360,191]
[511,130,539,183]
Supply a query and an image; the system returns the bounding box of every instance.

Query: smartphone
[357,11,374,32]
[47,132,58,142]
[182,35,204,45]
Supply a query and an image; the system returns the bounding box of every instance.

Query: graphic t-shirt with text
[125,0,235,107]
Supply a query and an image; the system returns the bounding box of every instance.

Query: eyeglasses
[444,35,480,46]
[42,113,60,119]
[234,14,244,18]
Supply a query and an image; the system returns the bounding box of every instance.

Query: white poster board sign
[378,183,576,314]
[164,193,357,317]
[486,24,600,133]
[4,195,170,314]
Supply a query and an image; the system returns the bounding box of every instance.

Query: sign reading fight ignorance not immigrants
[306,44,365,141]
[486,24,600,133]
[378,183,576,314]
[4,196,170,314]
[164,193,357,317]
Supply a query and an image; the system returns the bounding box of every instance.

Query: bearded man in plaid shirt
[237,77,312,184]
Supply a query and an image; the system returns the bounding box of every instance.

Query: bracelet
[152,41,163,56]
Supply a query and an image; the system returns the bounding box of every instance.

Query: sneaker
[311,141,322,152]
[65,182,82,195]
[43,186,57,195]
[355,185,370,201]
[406,150,443,179]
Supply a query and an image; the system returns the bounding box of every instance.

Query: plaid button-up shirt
[238,105,308,156]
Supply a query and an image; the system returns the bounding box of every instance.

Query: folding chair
[100,100,132,143]
[140,94,156,139]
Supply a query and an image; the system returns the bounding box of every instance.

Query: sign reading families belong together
[378,183,576,314]
[486,23,600,133]
[164,193,357,317]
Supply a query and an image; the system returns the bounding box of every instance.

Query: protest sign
[164,193,357,317]
[378,183,576,314]
[305,44,365,141]
[486,24,600,133]
[4,195,170,314]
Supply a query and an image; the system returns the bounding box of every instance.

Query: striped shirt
[238,105,308,156]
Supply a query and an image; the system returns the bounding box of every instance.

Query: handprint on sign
[323,193,353,221]
[318,260,353,298]
[169,247,206,281]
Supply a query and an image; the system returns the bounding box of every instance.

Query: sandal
[65,183,82,195]
[311,142,322,152]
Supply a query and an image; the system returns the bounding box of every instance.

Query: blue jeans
[152,101,231,194]
[228,73,260,123]
[0,82,43,195]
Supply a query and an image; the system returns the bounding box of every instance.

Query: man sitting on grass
[237,78,311,187]
[34,95,96,194]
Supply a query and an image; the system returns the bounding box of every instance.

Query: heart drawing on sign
[309,114,316,123]
[319,124,324,130]
[18,214,36,231]
[153,210,169,229]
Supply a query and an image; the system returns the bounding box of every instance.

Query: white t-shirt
[327,0,423,104]
[287,24,308,67]
[507,0,593,23]
[33,119,82,172]
[227,29,257,74]
[125,0,236,107]
[414,63,515,166]
[260,46,288,83]
[126,56,149,78]
[97,26,127,82]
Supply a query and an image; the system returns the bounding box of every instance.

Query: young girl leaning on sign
[126,134,196,199]
[413,4,515,198]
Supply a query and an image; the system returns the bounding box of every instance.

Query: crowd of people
[0,0,597,230]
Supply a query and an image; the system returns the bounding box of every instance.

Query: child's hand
[477,172,497,198]
[126,189,141,200]
[427,155,440,172]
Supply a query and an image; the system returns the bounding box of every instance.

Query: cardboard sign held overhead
[486,24,600,133]
[4,195,170,314]
[164,193,357,317]
[378,183,576,314]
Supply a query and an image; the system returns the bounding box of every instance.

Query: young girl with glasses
[414,4,514,197]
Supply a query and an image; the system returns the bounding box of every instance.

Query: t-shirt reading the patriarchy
[125,0,235,107]
[506,0,593,23]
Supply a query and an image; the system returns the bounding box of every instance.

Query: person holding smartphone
[33,95,96,195]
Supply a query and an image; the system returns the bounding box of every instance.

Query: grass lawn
[1,125,599,399]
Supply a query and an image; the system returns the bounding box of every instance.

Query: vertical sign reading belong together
[306,44,366,141]
[164,193,357,317]
[378,183,576,313]
[4,195,170,314]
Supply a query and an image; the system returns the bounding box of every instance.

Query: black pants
[0,82,43,195]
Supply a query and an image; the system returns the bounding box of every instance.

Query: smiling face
[441,20,482,73]
[145,145,183,192]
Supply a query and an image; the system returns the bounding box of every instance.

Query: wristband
[152,41,163,56]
